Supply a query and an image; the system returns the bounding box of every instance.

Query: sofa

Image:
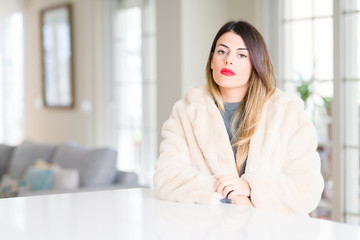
[0,140,139,198]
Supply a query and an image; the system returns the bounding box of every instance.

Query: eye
[217,50,227,55]
[238,54,247,58]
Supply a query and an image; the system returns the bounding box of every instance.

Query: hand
[231,195,254,207]
[214,174,251,199]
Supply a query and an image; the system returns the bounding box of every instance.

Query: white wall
[22,0,106,146]
[156,0,183,143]
[0,0,23,17]
[181,0,230,95]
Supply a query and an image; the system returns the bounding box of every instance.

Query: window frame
[276,0,342,221]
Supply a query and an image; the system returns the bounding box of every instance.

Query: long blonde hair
[205,21,276,175]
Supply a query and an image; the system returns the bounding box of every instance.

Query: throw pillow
[7,140,56,180]
[24,166,53,191]
[0,175,27,198]
[51,164,80,190]
[34,158,51,168]
[0,144,14,178]
[52,142,117,187]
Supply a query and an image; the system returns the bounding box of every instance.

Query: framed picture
[40,3,74,108]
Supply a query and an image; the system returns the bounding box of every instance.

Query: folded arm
[242,112,324,215]
[153,103,222,204]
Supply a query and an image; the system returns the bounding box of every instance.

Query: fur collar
[181,85,302,176]
[184,86,238,176]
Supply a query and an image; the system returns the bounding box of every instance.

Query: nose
[225,56,233,65]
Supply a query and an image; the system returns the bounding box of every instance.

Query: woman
[153,21,324,216]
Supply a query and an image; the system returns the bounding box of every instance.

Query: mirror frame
[40,3,75,108]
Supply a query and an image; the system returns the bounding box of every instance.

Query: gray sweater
[221,102,241,143]
[221,102,246,175]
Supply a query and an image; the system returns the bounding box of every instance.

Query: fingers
[214,175,251,198]
[226,188,244,199]
[214,176,238,198]
[214,175,237,191]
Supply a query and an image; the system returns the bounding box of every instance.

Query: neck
[220,87,247,103]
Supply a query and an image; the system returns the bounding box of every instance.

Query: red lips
[220,68,235,76]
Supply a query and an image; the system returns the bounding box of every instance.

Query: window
[279,0,334,219]
[0,12,24,145]
[279,0,360,224]
[107,0,157,185]
[343,0,360,224]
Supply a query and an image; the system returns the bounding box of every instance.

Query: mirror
[40,4,74,108]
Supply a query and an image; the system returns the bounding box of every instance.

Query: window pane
[283,81,298,95]
[115,82,142,128]
[114,41,142,84]
[117,127,142,170]
[284,0,312,19]
[344,14,360,79]
[281,0,334,221]
[344,1,360,224]
[344,147,360,225]
[283,21,313,81]
[313,81,333,144]
[345,0,360,11]
[345,215,360,225]
[0,12,24,144]
[142,36,156,81]
[142,0,156,34]
[314,18,333,80]
[109,0,156,185]
[314,0,333,17]
[284,81,333,145]
[343,81,360,146]
[113,6,143,173]
[114,7,141,39]
[313,81,333,99]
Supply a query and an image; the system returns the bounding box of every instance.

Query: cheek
[211,57,222,70]
[247,64,253,76]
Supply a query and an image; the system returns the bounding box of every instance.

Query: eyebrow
[217,43,248,50]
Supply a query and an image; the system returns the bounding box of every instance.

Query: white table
[0,188,359,240]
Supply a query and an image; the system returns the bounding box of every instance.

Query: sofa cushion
[24,166,53,191]
[7,141,57,180]
[52,142,117,187]
[51,164,80,190]
[114,171,139,187]
[0,144,14,178]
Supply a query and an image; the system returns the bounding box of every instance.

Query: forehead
[216,31,247,49]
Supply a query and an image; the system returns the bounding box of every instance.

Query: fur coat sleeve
[153,99,224,205]
[153,86,324,216]
[242,90,324,215]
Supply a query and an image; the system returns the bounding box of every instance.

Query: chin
[217,83,243,89]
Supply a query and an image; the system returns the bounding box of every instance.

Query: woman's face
[211,31,252,101]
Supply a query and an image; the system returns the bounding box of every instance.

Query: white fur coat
[153,85,324,216]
